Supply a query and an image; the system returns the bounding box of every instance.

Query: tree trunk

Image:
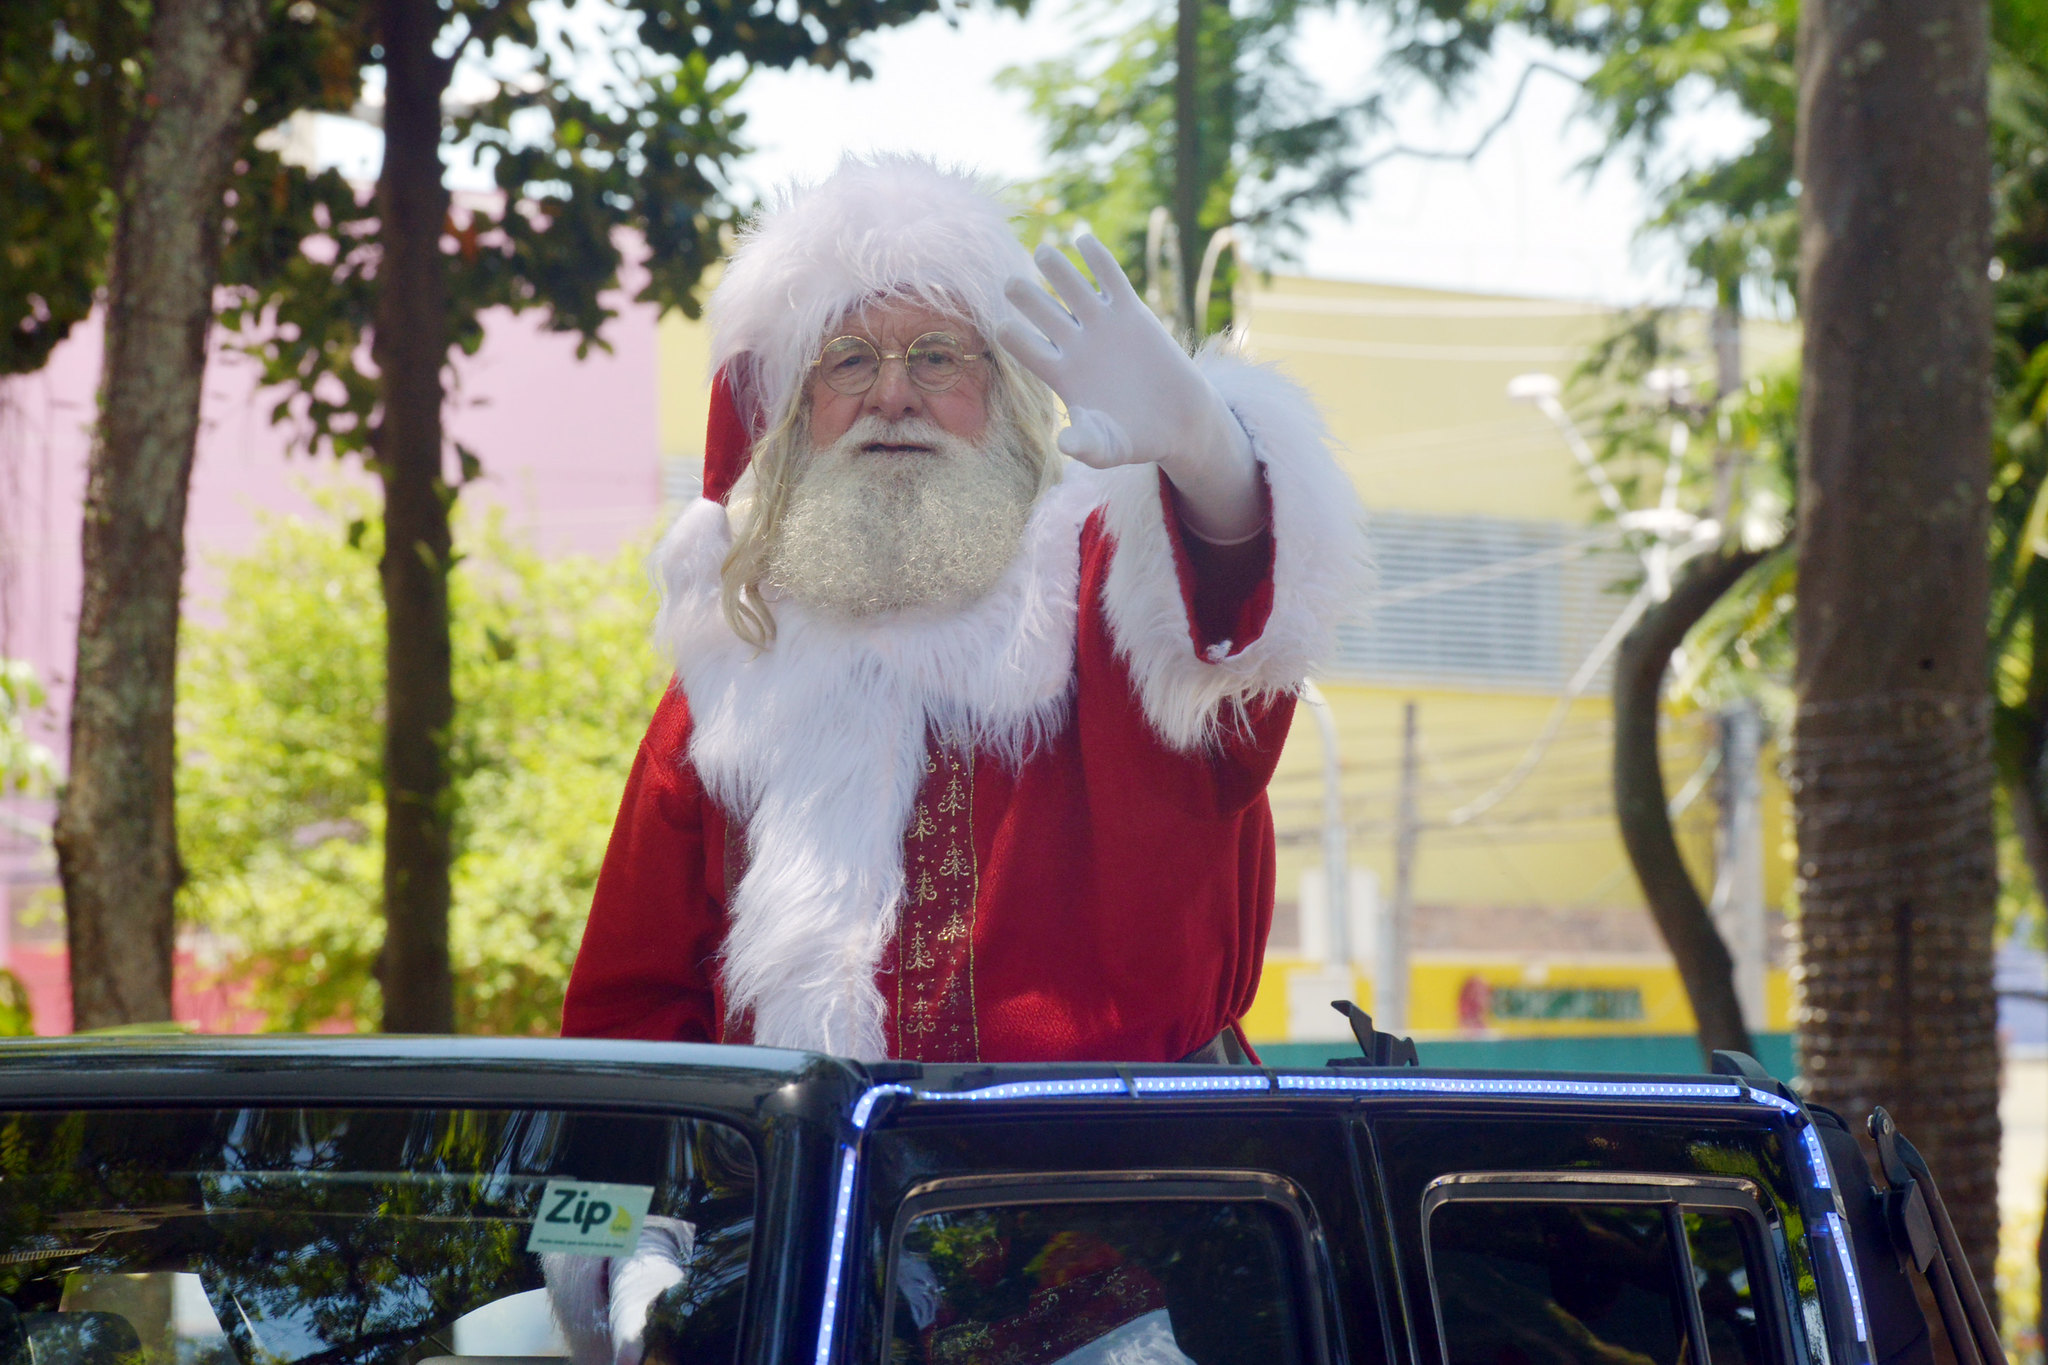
[52,0,267,1030]
[1613,545,1767,1065]
[372,0,457,1034]
[1794,0,2000,1289]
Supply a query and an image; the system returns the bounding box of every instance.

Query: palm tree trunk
[1794,0,2000,1288]
[53,0,267,1030]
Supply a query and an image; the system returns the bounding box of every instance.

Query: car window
[888,1198,1309,1365]
[0,1107,755,1365]
[1685,1210,1769,1365]
[1429,1201,1690,1365]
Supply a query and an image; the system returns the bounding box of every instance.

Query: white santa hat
[699,154,1036,500]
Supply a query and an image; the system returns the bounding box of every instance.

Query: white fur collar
[651,467,1116,1060]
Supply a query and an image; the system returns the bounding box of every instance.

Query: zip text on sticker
[526,1179,654,1256]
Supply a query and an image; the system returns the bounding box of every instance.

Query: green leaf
[2014,469,2048,588]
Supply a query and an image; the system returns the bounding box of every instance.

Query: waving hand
[999,236,1264,543]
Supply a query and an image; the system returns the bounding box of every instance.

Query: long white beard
[765,414,1043,617]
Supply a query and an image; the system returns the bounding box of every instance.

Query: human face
[806,300,992,451]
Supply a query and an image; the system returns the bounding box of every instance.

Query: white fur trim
[1098,349,1371,751]
[542,1253,611,1365]
[543,1220,697,1365]
[609,1217,695,1365]
[710,155,1036,426]
[653,471,1107,1060]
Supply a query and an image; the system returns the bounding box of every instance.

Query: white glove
[999,236,1265,544]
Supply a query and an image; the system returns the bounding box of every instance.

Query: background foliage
[176,496,666,1032]
[0,663,53,1036]
[0,662,54,798]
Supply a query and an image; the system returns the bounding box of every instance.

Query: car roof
[884,1057,1787,1116]
[0,1035,1793,1129]
[0,1034,859,1128]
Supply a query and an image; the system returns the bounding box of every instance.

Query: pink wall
[0,292,667,1029]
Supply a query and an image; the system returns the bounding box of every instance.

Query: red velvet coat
[562,496,1289,1063]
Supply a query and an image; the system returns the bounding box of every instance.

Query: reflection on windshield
[0,1108,756,1365]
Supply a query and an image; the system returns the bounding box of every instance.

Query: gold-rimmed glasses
[811,332,986,396]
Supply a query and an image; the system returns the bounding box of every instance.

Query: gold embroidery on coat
[891,739,979,1062]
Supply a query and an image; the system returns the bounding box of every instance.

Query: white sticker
[525,1179,654,1256]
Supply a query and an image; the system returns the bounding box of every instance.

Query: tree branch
[1348,60,1584,181]
[1611,541,1772,1064]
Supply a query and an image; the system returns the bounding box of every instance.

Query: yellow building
[1234,276,1798,1060]
[654,272,1801,1065]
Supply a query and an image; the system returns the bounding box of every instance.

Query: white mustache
[831,415,963,455]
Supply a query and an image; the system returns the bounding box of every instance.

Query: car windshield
[0,1106,756,1365]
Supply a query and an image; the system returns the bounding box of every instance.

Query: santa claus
[560,154,1368,1065]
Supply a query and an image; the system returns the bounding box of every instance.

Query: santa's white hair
[709,154,1036,426]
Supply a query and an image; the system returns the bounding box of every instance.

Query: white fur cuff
[1098,348,1371,752]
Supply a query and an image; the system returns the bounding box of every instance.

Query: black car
[0,1032,2003,1365]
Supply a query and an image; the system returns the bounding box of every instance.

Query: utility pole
[1709,292,1744,526]
[1381,701,1418,1033]
[1303,684,1350,968]
[1173,0,1201,333]
[1710,702,1769,1032]
[1706,301,1766,1036]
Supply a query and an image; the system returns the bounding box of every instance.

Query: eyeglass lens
[817,334,970,396]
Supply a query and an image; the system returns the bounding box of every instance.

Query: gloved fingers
[1057,408,1134,468]
[995,319,1066,386]
[1054,426,1098,463]
[1003,277,1081,349]
[1032,244,1108,320]
[1075,235,1142,310]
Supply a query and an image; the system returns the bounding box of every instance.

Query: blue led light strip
[1825,1212,1872,1344]
[1799,1124,1835,1190]
[1736,1084,1867,1356]
[1276,1074,1746,1101]
[852,1084,913,1130]
[1744,1089,1802,1117]
[812,1147,860,1365]
[1131,1074,1273,1094]
[907,1076,1130,1103]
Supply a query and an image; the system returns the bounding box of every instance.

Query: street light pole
[1302,682,1350,971]
[1384,701,1419,1034]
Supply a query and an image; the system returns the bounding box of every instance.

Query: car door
[849,1100,1393,1365]
[0,1038,854,1365]
[1365,1109,1819,1365]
